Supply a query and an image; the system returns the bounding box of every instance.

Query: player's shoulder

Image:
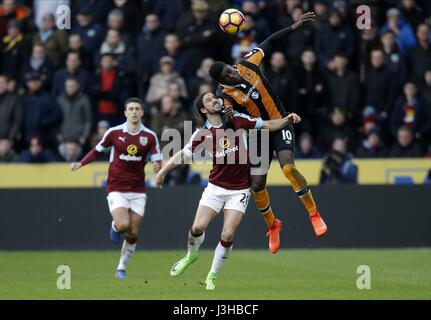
[138,124,158,140]
[190,127,207,140]
[243,47,265,59]
[102,124,124,138]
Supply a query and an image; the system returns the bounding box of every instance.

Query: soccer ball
[219,9,245,35]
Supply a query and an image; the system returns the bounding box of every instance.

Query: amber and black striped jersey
[217,47,288,121]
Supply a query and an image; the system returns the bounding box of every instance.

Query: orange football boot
[310,211,327,237]
[266,219,282,254]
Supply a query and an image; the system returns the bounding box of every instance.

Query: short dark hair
[209,61,226,82]
[124,97,144,110]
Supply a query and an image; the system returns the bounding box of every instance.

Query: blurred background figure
[58,139,83,162]
[92,53,125,126]
[21,72,61,149]
[296,132,322,159]
[389,126,423,157]
[390,80,431,146]
[18,134,56,163]
[21,44,53,91]
[32,13,68,68]
[356,128,388,158]
[56,77,92,148]
[1,19,30,81]
[151,95,188,149]
[0,138,17,162]
[320,137,358,185]
[0,74,21,147]
[145,56,187,115]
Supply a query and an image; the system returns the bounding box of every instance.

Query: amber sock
[282,164,317,216]
[252,188,276,227]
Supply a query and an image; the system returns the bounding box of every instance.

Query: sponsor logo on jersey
[219,137,230,149]
[139,136,148,146]
[251,91,259,100]
[242,80,260,102]
[119,154,143,161]
[215,145,239,158]
[127,144,138,155]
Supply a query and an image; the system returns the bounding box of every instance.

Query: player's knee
[191,225,205,236]
[251,179,266,192]
[116,221,130,232]
[221,229,235,242]
[278,150,295,168]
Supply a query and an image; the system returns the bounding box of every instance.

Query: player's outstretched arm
[154,150,187,189]
[70,148,101,172]
[70,162,82,171]
[261,113,301,131]
[258,12,315,53]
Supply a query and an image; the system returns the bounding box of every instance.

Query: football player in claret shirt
[70,98,162,279]
[209,12,327,254]
[154,92,301,290]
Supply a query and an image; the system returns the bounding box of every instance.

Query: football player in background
[71,98,162,279]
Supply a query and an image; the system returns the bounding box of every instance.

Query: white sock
[210,241,233,274]
[117,239,137,271]
[187,231,205,256]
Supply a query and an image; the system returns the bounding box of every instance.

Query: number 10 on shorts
[281,129,292,141]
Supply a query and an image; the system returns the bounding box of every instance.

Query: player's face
[221,65,241,85]
[124,102,144,123]
[202,93,222,114]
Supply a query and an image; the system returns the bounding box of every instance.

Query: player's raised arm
[233,112,301,132]
[261,113,302,131]
[258,12,315,53]
[154,149,187,188]
[155,126,205,188]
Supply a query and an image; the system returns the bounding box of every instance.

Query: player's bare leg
[205,209,243,290]
[170,205,217,276]
[277,149,327,236]
[251,174,282,254]
[110,208,131,244]
[115,210,142,279]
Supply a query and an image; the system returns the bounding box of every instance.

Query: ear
[200,107,207,114]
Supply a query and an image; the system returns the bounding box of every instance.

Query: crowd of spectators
[1,0,431,166]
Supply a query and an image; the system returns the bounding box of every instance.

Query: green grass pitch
[0,249,430,299]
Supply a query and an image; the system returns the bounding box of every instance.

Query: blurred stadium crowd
[0,0,431,167]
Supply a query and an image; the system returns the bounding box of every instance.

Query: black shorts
[249,123,295,169]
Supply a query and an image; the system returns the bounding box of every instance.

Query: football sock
[187,230,205,255]
[210,240,233,274]
[282,164,317,216]
[117,236,137,271]
[252,188,276,227]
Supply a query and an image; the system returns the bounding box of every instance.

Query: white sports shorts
[107,192,147,217]
[199,182,251,214]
